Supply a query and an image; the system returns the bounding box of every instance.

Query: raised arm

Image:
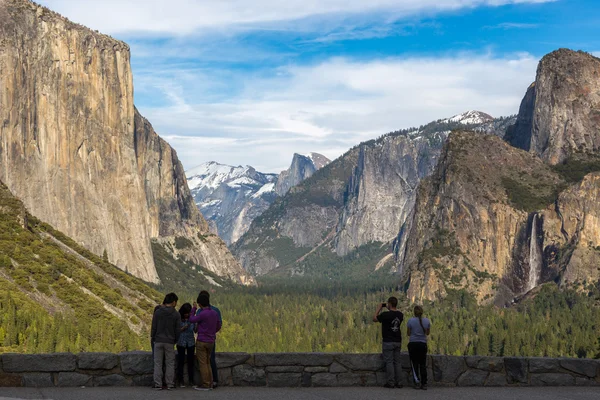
[373,304,384,323]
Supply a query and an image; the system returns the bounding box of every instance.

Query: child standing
[176,303,196,388]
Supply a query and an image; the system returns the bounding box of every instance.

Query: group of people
[150,290,221,391]
[374,297,431,390]
[151,291,430,391]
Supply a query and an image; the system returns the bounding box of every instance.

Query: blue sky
[39,0,600,172]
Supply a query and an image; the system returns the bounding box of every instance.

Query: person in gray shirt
[151,292,181,390]
[407,305,431,390]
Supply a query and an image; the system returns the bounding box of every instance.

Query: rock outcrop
[274,153,330,196]
[398,132,565,303]
[0,0,248,283]
[400,50,600,303]
[508,49,600,164]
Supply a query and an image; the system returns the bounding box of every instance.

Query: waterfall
[527,213,542,292]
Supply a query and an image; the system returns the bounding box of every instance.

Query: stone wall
[0,352,598,388]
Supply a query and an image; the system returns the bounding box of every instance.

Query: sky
[38,0,600,173]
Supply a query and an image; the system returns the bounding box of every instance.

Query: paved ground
[0,387,598,400]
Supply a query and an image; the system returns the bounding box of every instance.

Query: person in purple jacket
[189,294,221,391]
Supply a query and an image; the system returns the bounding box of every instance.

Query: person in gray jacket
[151,292,181,390]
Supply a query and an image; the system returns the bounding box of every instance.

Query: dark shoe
[413,382,420,389]
[421,384,428,390]
[212,381,218,389]
[383,383,395,388]
[396,383,404,388]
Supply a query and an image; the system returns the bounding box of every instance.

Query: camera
[381,302,387,308]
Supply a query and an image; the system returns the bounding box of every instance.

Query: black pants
[408,342,428,385]
[210,342,218,384]
[176,345,195,385]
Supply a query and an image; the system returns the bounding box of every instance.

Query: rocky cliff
[398,132,566,303]
[234,113,511,276]
[508,49,600,164]
[400,50,600,304]
[0,0,249,284]
[274,153,330,196]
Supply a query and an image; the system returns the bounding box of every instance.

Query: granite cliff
[233,113,512,276]
[0,0,249,284]
[400,50,600,304]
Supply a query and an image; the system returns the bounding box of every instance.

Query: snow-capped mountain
[187,153,330,245]
[441,110,494,125]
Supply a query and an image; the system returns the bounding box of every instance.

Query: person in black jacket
[151,292,181,390]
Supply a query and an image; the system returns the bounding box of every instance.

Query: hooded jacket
[151,306,182,344]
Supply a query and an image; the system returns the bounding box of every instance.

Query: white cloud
[39,0,555,35]
[137,53,539,172]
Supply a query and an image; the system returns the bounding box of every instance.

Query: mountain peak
[442,110,494,125]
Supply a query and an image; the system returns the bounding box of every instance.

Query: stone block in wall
[311,373,338,387]
[559,359,599,378]
[504,358,528,384]
[132,374,153,387]
[232,364,266,386]
[329,362,347,373]
[216,352,251,368]
[304,367,328,373]
[530,373,575,386]
[94,374,130,386]
[266,366,304,373]
[119,351,153,375]
[267,372,302,387]
[529,358,560,373]
[57,372,92,387]
[465,356,504,372]
[485,372,507,386]
[22,373,53,387]
[335,354,383,371]
[575,377,600,386]
[457,370,488,386]
[254,353,334,367]
[400,352,411,369]
[218,367,232,386]
[431,355,466,384]
[77,352,119,370]
[301,372,311,387]
[0,372,23,387]
[337,372,376,387]
[2,353,76,372]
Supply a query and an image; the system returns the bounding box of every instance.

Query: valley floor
[1,386,598,400]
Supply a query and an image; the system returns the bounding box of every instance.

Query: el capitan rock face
[0,0,249,284]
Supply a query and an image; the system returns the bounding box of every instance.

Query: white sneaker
[194,387,211,391]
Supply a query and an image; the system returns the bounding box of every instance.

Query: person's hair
[387,297,398,308]
[197,294,210,308]
[199,290,210,299]
[164,292,178,305]
[179,303,192,319]
[414,305,425,332]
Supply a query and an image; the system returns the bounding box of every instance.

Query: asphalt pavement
[0,386,598,400]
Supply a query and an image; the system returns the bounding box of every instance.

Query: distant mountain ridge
[233,111,514,277]
[187,153,330,244]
